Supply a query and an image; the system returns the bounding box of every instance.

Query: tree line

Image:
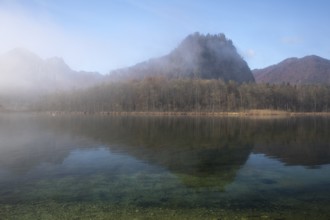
[34,77,330,113]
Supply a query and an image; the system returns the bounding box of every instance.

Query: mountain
[109,33,255,83]
[253,55,330,84]
[0,48,102,94]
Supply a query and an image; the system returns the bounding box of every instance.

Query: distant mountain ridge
[109,33,255,83]
[253,55,330,84]
[0,48,102,94]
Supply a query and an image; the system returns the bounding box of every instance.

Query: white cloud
[245,49,256,59]
[281,36,303,45]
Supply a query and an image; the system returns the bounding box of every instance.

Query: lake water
[0,113,329,219]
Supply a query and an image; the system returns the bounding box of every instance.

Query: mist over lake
[2,1,330,219]
[1,113,329,219]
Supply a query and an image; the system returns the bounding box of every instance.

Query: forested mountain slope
[253,55,330,84]
[109,33,255,83]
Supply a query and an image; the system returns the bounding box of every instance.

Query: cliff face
[253,55,330,85]
[109,33,255,83]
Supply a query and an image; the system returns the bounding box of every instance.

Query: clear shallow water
[0,113,330,218]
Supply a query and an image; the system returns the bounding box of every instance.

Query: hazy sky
[0,0,329,73]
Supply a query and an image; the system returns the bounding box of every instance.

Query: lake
[0,113,329,219]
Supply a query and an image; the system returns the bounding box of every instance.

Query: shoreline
[41,109,330,118]
[3,109,330,117]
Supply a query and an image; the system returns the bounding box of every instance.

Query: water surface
[0,113,329,219]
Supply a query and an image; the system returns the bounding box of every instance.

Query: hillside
[253,55,330,84]
[109,33,255,83]
[0,48,102,94]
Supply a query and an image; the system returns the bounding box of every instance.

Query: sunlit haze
[0,0,329,73]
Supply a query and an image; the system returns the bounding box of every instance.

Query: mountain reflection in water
[37,114,330,168]
[0,113,329,209]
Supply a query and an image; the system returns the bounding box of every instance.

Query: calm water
[0,113,330,218]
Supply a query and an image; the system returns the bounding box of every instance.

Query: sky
[0,0,329,74]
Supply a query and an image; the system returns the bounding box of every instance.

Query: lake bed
[0,113,329,219]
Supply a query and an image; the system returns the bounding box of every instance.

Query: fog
[109,33,253,83]
[0,47,102,111]
[0,2,182,74]
[1,0,329,74]
[0,6,109,73]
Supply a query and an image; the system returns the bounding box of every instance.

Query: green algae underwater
[0,113,329,219]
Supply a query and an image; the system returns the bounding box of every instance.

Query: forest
[34,77,330,113]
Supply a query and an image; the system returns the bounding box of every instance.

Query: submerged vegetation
[35,77,330,113]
